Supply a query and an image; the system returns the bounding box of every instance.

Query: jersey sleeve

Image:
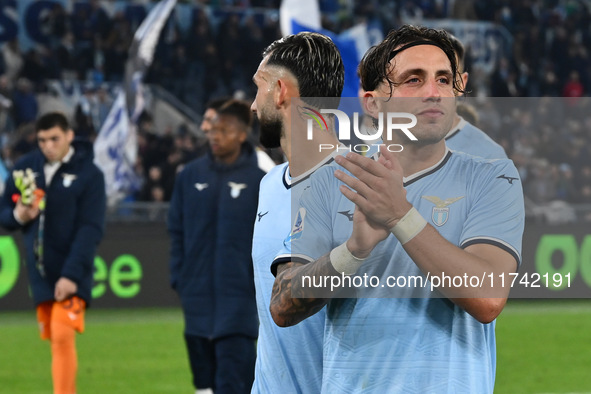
[459,159,525,267]
[271,167,337,276]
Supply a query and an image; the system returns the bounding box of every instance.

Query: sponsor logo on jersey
[496,174,519,184]
[338,210,354,221]
[257,211,269,222]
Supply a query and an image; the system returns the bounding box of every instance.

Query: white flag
[126,0,177,120]
[280,0,321,36]
[94,0,177,203]
[93,91,138,204]
[279,0,382,99]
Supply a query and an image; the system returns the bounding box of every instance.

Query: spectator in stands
[93,85,113,131]
[563,71,584,98]
[55,32,78,80]
[74,85,97,141]
[138,165,166,202]
[12,78,38,128]
[217,14,245,94]
[102,12,131,82]
[1,39,23,88]
[1,0,589,206]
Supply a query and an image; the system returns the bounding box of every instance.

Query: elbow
[471,298,507,324]
[270,303,296,328]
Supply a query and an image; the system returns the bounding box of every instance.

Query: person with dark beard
[250,32,345,393]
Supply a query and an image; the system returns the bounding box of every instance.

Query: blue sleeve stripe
[270,254,314,277]
[460,237,521,268]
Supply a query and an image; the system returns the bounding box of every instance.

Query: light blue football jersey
[251,150,344,394]
[446,117,507,159]
[273,149,524,393]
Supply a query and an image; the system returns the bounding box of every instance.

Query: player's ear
[276,75,299,110]
[275,78,289,108]
[238,129,247,144]
[66,128,75,143]
[461,71,469,94]
[362,91,381,120]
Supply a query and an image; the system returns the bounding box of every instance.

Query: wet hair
[35,112,70,133]
[447,32,465,72]
[263,32,344,108]
[358,25,465,95]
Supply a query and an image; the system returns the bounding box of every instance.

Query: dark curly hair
[358,25,465,95]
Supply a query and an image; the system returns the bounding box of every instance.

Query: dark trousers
[184,333,256,394]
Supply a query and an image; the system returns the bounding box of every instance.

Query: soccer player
[168,99,264,394]
[199,97,276,171]
[200,97,229,135]
[250,32,345,393]
[269,25,525,393]
[444,33,507,159]
[0,112,106,394]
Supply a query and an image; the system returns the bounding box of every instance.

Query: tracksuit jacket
[168,143,265,339]
[0,139,106,306]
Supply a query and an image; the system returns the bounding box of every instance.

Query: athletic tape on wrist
[329,242,366,276]
[390,207,427,245]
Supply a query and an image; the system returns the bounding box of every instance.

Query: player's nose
[423,78,441,99]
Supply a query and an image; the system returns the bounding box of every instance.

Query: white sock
[196,389,213,394]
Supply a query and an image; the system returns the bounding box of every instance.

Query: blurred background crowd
[0,0,589,214]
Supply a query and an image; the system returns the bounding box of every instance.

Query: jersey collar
[403,147,452,187]
[283,147,344,190]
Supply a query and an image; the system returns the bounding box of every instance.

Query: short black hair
[35,112,70,133]
[217,99,253,129]
[205,97,231,112]
[358,25,464,94]
[263,32,344,108]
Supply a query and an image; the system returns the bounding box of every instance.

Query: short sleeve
[459,159,525,267]
[271,167,337,276]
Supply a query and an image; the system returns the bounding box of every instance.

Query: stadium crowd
[0,0,589,206]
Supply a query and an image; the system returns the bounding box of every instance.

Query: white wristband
[390,207,427,245]
[329,242,366,276]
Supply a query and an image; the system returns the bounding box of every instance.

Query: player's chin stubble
[259,115,283,149]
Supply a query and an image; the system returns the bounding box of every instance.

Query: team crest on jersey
[62,174,77,188]
[422,195,464,227]
[286,208,306,242]
[228,182,247,198]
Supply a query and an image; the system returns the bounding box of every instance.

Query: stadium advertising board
[0,222,177,310]
[0,221,589,310]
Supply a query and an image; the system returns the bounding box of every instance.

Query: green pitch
[495,299,591,394]
[1,300,590,393]
[0,308,193,393]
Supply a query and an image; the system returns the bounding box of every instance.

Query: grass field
[1,300,590,393]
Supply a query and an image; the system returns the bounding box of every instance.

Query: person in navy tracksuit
[0,112,106,394]
[168,99,265,394]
